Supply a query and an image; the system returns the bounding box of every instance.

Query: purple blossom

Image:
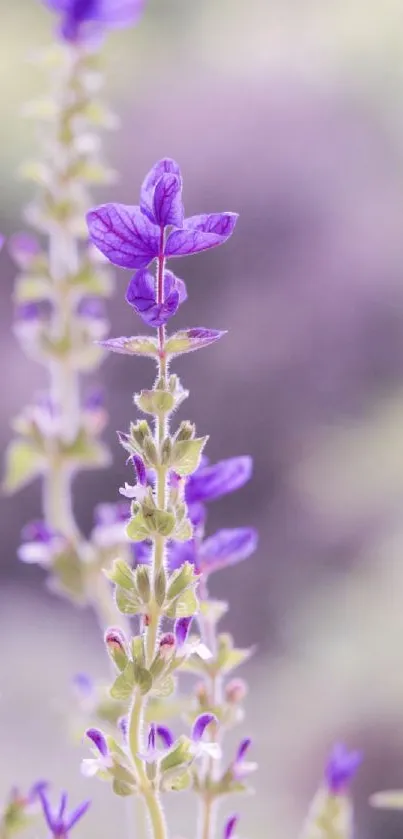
[82,729,112,777]
[231,738,257,781]
[325,744,362,795]
[185,456,253,505]
[15,302,42,322]
[8,232,41,268]
[126,268,186,327]
[18,520,66,566]
[43,0,146,43]
[86,728,108,757]
[192,713,217,743]
[140,723,175,762]
[72,672,95,701]
[86,158,238,271]
[131,454,147,486]
[37,786,90,837]
[224,816,239,839]
[77,297,106,320]
[174,616,193,647]
[84,388,105,411]
[199,528,258,574]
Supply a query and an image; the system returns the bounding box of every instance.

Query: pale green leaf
[3,440,43,494]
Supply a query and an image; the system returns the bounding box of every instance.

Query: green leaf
[135,565,151,602]
[52,551,86,602]
[106,559,135,591]
[135,389,175,415]
[154,568,167,606]
[112,779,135,797]
[167,562,198,600]
[136,667,153,695]
[98,335,159,358]
[152,675,175,698]
[174,518,193,542]
[126,512,150,542]
[3,439,43,494]
[109,762,136,785]
[164,769,192,792]
[166,589,199,619]
[160,736,192,773]
[165,329,226,357]
[143,508,176,537]
[170,437,208,477]
[62,432,111,469]
[145,696,191,723]
[110,663,135,700]
[115,587,142,616]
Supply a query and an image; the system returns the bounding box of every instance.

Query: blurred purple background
[2,1,403,838]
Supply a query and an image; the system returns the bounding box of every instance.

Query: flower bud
[225,678,248,704]
[175,421,195,443]
[104,627,128,672]
[159,633,176,661]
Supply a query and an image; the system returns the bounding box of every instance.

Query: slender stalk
[127,241,169,839]
[197,582,222,839]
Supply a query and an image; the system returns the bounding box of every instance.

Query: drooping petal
[86,204,159,269]
[140,159,182,222]
[165,213,238,257]
[86,728,109,758]
[126,268,180,327]
[132,454,147,486]
[186,456,253,504]
[153,174,184,227]
[175,616,192,648]
[200,528,258,574]
[235,738,251,764]
[156,725,175,749]
[192,713,217,743]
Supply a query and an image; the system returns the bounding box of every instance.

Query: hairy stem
[197,584,222,839]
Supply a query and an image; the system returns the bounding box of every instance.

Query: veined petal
[86,203,159,269]
[200,528,258,573]
[126,268,180,327]
[186,456,252,504]
[140,158,182,222]
[165,213,238,257]
[153,174,184,227]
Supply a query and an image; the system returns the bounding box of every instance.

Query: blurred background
[3,0,403,837]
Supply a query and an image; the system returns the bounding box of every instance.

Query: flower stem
[197,584,222,839]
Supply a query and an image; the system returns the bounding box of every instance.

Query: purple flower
[72,673,95,702]
[91,501,130,547]
[224,816,239,839]
[231,738,257,781]
[185,456,253,505]
[86,158,238,270]
[8,232,41,269]
[325,744,362,795]
[37,786,90,837]
[174,616,193,647]
[139,723,175,762]
[82,728,113,777]
[191,714,221,761]
[18,520,66,566]
[126,268,186,327]
[168,539,197,573]
[119,454,148,500]
[43,0,146,43]
[77,297,106,320]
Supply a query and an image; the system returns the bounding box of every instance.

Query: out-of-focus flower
[43,0,147,44]
[82,729,113,777]
[325,744,362,795]
[18,520,66,566]
[37,785,90,836]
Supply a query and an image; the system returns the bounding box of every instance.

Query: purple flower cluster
[87,158,237,330]
[43,0,146,43]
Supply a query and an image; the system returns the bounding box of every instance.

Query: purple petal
[118,716,128,742]
[131,454,147,486]
[325,744,362,794]
[96,0,146,27]
[165,213,238,257]
[57,793,68,820]
[94,502,130,526]
[156,725,175,749]
[200,528,258,574]
[133,540,152,566]
[148,723,157,752]
[175,616,193,648]
[186,456,253,504]
[77,296,106,319]
[168,539,197,573]
[126,268,180,327]
[192,713,217,743]
[153,174,184,227]
[176,277,187,303]
[224,815,239,839]
[188,502,206,529]
[235,738,251,765]
[85,388,105,411]
[21,520,55,544]
[37,787,55,832]
[141,159,182,222]
[65,799,91,831]
[8,232,40,268]
[86,204,159,269]
[86,728,109,758]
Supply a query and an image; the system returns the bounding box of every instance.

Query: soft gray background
[3,1,403,837]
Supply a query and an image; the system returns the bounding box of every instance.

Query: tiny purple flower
[37,786,90,837]
[43,0,146,43]
[131,454,147,486]
[8,232,41,268]
[118,716,128,742]
[174,616,193,648]
[139,722,175,763]
[126,269,186,327]
[224,815,239,839]
[82,728,112,777]
[18,520,65,566]
[86,728,108,757]
[231,738,257,780]
[191,714,221,761]
[192,713,217,743]
[325,744,362,795]
[156,725,175,749]
[77,296,106,320]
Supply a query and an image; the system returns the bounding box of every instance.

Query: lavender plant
[1,4,364,839]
